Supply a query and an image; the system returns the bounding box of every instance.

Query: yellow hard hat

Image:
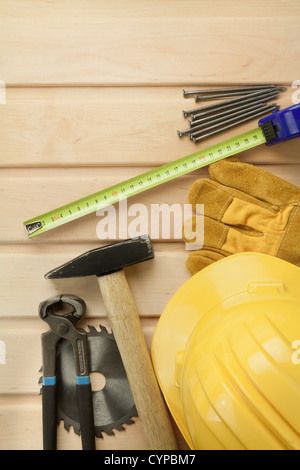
[151,253,300,450]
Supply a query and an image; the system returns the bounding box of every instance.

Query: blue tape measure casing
[259,103,300,146]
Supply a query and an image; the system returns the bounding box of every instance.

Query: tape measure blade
[23,127,265,237]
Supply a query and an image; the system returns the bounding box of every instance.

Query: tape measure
[23,128,266,237]
[23,104,300,237]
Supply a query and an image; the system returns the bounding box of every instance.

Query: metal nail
[189,94,279,127]
[178,94,278,138]
[178,127,194,138]
[187,89,280,119]
[189,104,278,139]
[192,105,279,143]
[183,89,274,117]
[188,102,270,135]
[182,84,277,97]
[194,87,285,102]
[194,89,274,102]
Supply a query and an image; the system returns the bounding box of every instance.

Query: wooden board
[0,87,299,168]
[0,0,299,451]
[1,1,300,86]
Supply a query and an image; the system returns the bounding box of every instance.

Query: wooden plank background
[0,0,299,450]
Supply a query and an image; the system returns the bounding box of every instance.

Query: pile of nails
[178,85,286,143]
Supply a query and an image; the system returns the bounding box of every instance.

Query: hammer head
[45,235,154,279]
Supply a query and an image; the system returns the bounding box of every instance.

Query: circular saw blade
[55,325,138,438]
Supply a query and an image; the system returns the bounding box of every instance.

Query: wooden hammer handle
[98,270,178,450]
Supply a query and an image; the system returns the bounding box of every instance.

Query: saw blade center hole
[90,371,106,392]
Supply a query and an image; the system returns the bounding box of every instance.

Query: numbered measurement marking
[24,127,266,237]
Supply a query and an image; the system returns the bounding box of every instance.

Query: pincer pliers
[39,294,95,450]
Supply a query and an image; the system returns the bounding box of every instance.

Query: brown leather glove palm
[184,157,300,275]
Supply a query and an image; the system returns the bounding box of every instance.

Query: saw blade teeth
[99,324,114,338]
[52,324,136,439]
[94,409,138,437]
[62,420,71,432]
[87,325,99,333]
[71,423,80,435]
[125,418,135,426]
[74,424,81,435]
[96,427,114,437]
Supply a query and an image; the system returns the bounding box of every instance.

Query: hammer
[45,235,178,450]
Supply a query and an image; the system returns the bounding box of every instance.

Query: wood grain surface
[0,0,299,450]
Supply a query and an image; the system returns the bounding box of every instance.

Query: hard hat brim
[151,253,300,449]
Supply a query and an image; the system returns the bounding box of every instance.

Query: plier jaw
[39,294,95,450]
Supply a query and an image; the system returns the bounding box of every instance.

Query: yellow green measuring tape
[23,104,300,237]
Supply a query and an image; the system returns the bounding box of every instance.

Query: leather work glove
[183,157,300,275]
